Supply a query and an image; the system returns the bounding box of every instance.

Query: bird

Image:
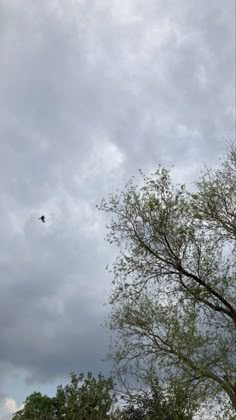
[38,215,46,223]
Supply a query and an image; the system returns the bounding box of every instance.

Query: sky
[0,0,235,418]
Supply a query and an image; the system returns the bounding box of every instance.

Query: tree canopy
[12,372,114,420]
[99,143,236,415]
[12,392,55,420]
[12,371,192,419]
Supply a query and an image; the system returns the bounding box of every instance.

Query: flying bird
[39,215,46,223]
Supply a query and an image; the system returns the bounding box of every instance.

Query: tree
[13,372,115,420]
[115,377,196,419]
[99,143,236,415]
[54,372,114,420]
[12,392,55,420]
[76,372,114,419]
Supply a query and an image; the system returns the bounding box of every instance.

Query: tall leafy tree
[12,392,55,420]
[114,375,197,419]
[13,372,115,420]
[54,372,114,419]
[99,143,236,414]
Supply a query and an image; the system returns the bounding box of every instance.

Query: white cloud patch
[0,397,20,420]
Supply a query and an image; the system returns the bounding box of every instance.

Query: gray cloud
[0,0,235,410]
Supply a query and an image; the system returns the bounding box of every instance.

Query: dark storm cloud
[0,0,235,412]
[0,211,112,381]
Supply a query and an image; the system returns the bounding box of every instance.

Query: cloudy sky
[0,0,235,417]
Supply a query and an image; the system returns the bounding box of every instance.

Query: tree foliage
[114,375,196,419]
[54,372,114,420]
[12,392,55,420]
[12,371,198,419]
[13,372,114,420]
[99,143,236,414]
